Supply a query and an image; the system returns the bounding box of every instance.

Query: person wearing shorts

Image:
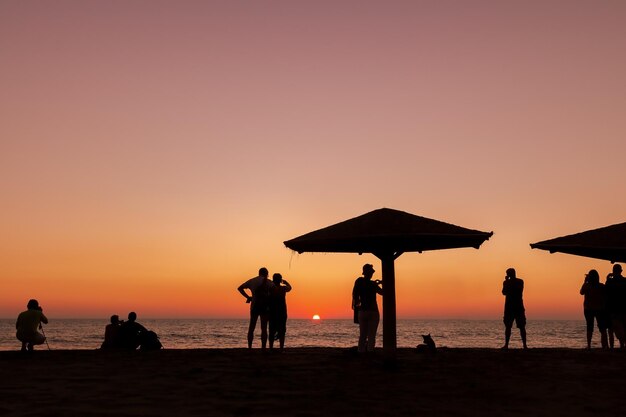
[502,268,527,349]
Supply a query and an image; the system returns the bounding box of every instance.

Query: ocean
[0,318,592,351]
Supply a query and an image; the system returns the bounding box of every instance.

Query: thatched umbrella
[284,208,493,361]
[530,222,626,263]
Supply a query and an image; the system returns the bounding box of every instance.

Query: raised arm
[282,280,292,292]
[375,280,383,295]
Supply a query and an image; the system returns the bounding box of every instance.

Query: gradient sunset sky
[2,1,625,319]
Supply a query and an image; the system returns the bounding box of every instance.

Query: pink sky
[1,1,625,319]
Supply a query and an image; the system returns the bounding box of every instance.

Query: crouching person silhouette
[16,299,48,352]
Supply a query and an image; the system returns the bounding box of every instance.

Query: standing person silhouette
[580,269,608,349]
[16,299,48,352]
[268,273,292,352]
[605,264,626,348]
[502,268,527,349]
[352,263,383,353]
[605,271,616,348]
[237,267,273,349]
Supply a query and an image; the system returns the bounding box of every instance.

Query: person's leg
[584,310,594,349]
[612,316,625,348]
[278,317,286,350]
[17,334,28,352]
[598,313,609,349]
[518,314,527,349]
[366,311,380,352]
[503,315,512,348]
[248,313,259,349]
[358,311,368,353]
[268,319,276,350]
[503,326,511,348]
[600,328,609,349]
[260,314,269,350]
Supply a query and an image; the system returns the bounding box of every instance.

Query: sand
[0,347,624,417]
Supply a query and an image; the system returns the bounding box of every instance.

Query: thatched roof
[284,208,493,254]
[530,222,626,263]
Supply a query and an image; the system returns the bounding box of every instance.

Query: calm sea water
[0,319,592,351]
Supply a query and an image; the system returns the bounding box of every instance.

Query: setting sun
[312,315,321,320]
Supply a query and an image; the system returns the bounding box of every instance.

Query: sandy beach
[0,347,624,416]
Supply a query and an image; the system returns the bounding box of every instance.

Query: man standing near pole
[352,264,383,354]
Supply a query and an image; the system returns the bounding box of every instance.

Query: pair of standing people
[238,267,292,351]
[581,264,626,349]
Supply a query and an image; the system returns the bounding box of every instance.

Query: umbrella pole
[379,253,398,364]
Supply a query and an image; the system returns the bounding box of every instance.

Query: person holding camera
[580,269,608,349]
[580,269,609,349]
[352,263,383,353]
[16,299,48,352]
[502,268,527,349]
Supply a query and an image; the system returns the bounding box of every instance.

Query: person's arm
[502,280,508,296]
[374,280,383,295]
[40,313,48,324]
[237,282,252,303]
[282,280,292,292]
[352,279,360,309]
[580,282,587,295]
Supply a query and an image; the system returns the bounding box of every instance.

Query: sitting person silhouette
[101,314,123,349]
[119,312,147,350]
[16,299,48,352]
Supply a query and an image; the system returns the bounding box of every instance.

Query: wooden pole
[379,253,397,364]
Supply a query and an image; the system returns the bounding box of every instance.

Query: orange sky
[1,1,626,319]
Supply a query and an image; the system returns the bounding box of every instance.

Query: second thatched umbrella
[284,207,493,361]
[530,222,626,263]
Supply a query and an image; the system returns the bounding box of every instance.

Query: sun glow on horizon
[312,314,321,320]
